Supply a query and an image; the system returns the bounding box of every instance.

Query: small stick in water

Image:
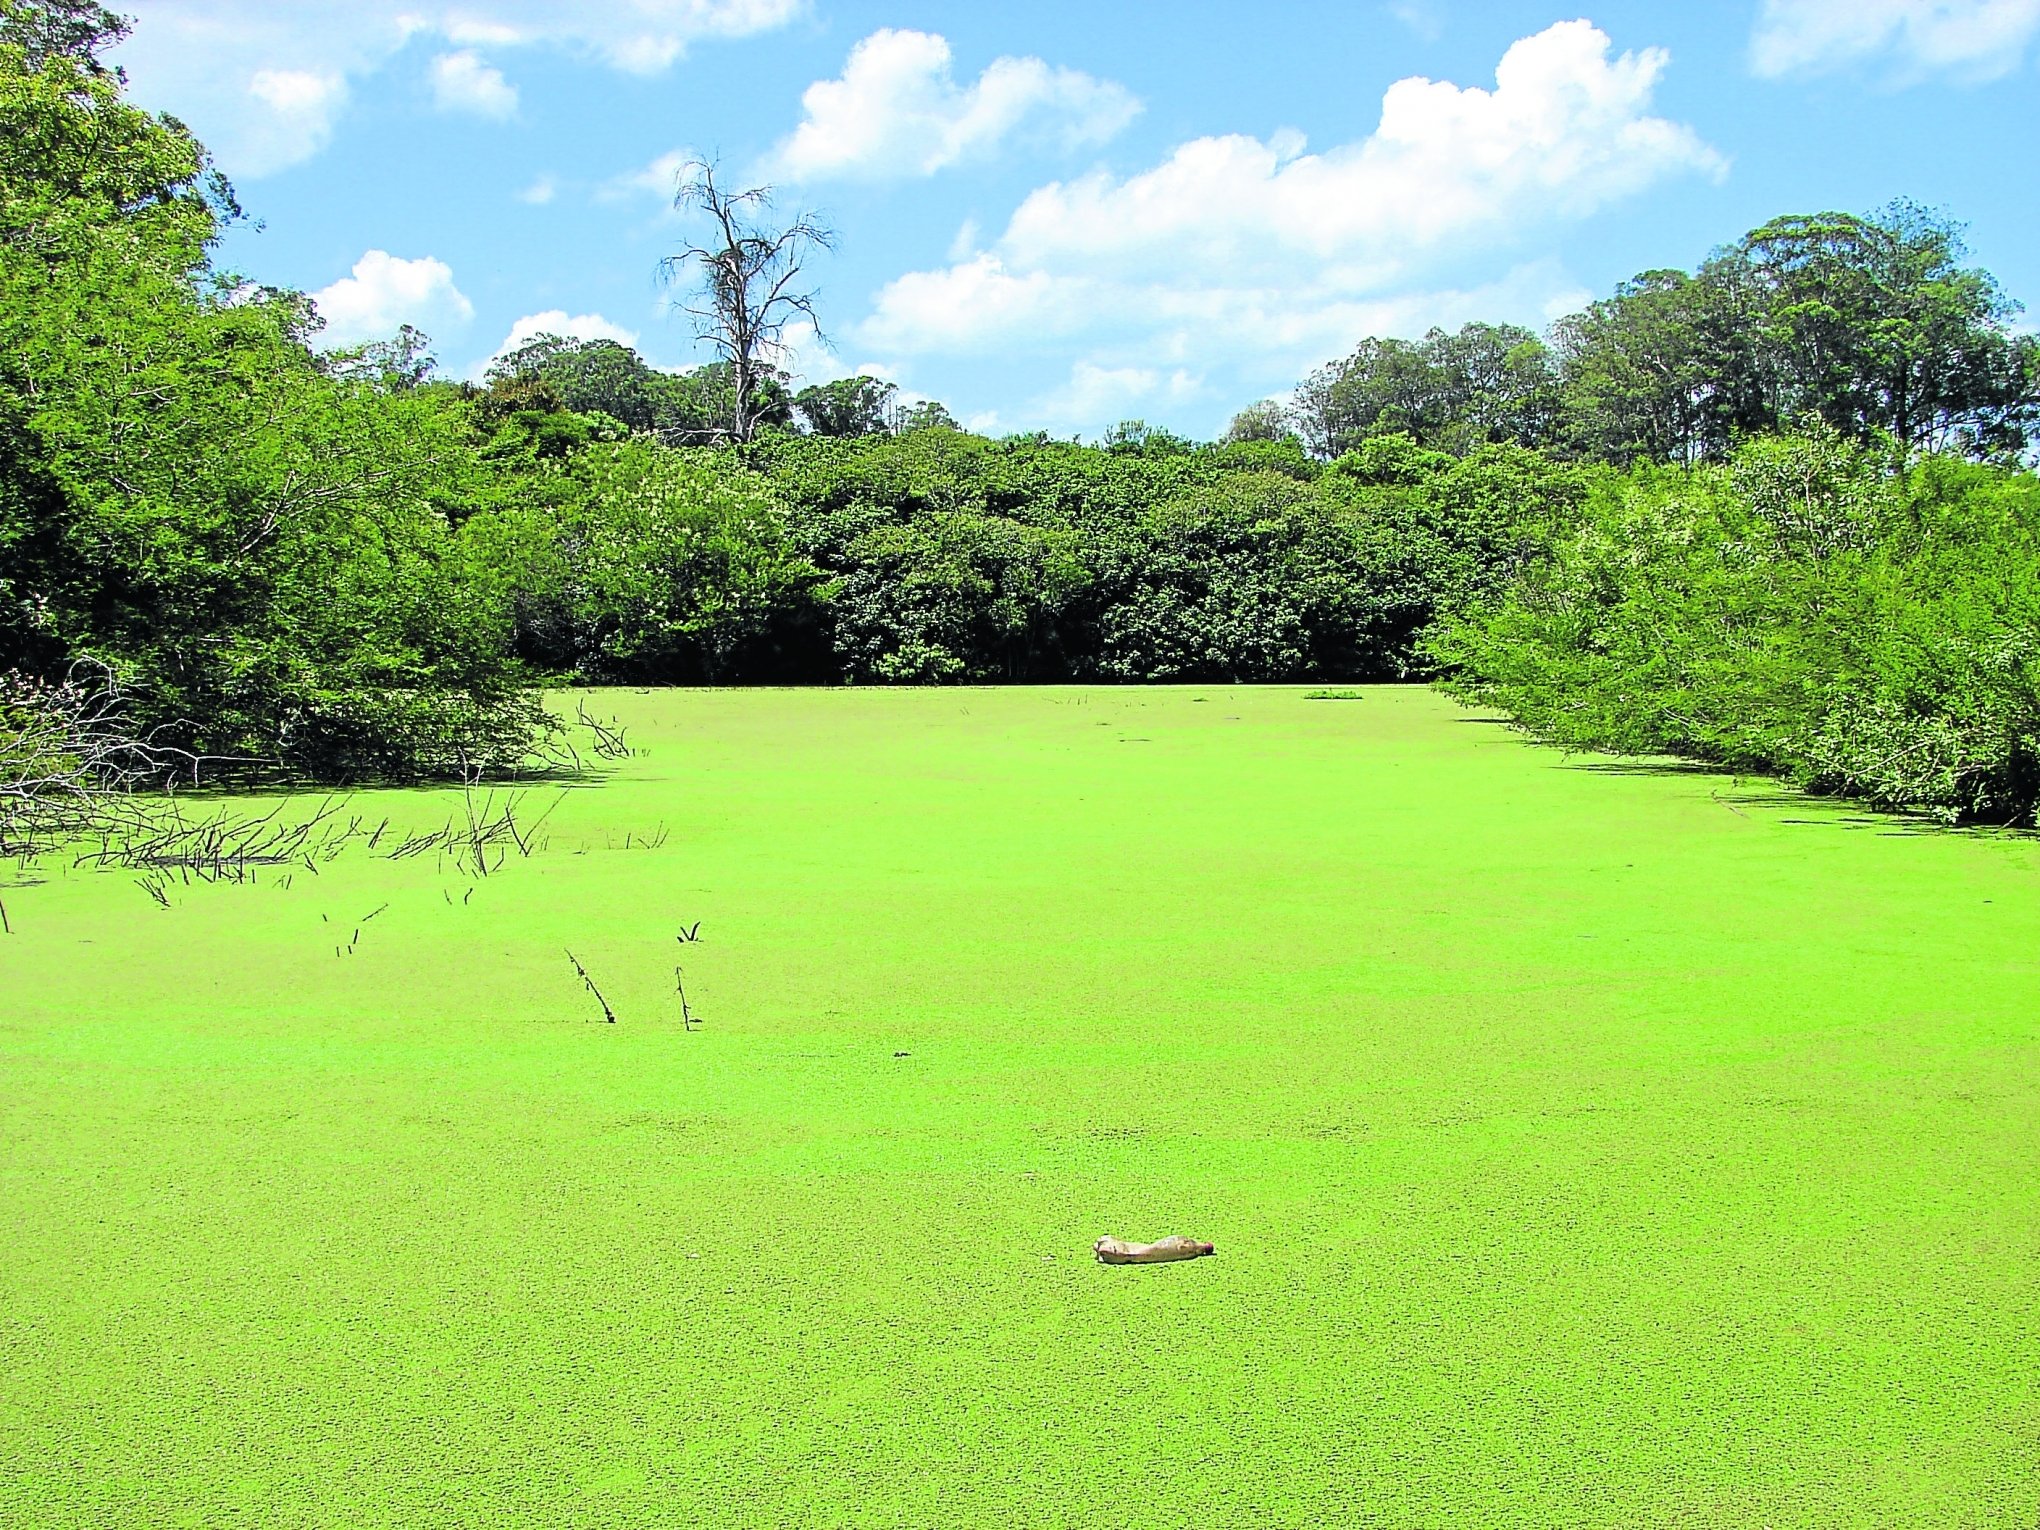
[566,949,617,1023]
[675,966,698,1030]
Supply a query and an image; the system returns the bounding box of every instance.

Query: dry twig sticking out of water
[675,965,698,1031]
[567,949,617,1023]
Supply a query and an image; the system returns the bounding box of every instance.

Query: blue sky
[113,0,2040,438]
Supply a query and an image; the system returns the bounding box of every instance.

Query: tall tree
[1,0,541,777]
[1552,205,2040,464]
[1423,322,1558,453]
[1734,204,2038,457]
[486,332,658,429]
[1551,270,1719,465]
[660,160,834,445]
[651,361,790,443]
[894,398,959,433]
[793,375,896,437]
[325,323,438,391]
[1294,337,1441,456]
[1293,325,1558,458]
[1222,399,1295,445]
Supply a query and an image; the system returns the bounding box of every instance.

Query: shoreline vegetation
[5,1,2040,831]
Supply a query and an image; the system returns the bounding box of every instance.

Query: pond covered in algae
[4,686,2036,1525]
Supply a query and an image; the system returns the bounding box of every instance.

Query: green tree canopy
[793,375,897,437]
[1293,324,1558,458]
[486,333,659,429]
[0,0,543,777]
[1552,204,2039,464]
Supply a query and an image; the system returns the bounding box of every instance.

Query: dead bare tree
[659,159,834,444]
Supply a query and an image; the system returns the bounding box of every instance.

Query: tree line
[6,0,2040,824]
[1235,204,2038,466]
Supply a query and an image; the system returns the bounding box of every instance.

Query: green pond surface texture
[2,685,2036,1527]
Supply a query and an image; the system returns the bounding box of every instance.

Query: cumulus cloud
[1004,23,1719,274]
[858,20,1717,394]
[1750,0,2040,80]
[862,254,1065,352]
[310,251,474,347]
[110,1,803,177]
[930,263,1591,440]
[515,174,558,205]
[430,50,518,119]
[767,318,913,394]
[769,29,1140,181]
[877,262,1591,436]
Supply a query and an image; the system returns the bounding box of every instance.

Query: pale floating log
[1094,1234,1215,1265]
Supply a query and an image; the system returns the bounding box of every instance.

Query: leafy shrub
[1433,432,2040,822]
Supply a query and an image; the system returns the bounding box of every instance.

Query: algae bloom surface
[3,686,2036,1525]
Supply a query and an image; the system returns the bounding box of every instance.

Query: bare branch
[657,157,835,443]
[0,662,213,857]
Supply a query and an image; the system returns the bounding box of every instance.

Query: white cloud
[1751,0,2040,80]
[889,263,1588,434]
[476,310,642,376]
[1387,2,1445,42]
[467,0,806,75]
[310,251,475,347]
[868,264,1595,439]
[773,320,910,393]
[110,1,803,177]
[770,28,1140,181]
[515,174,558,205]
[1000,22,1720,275]
[242,69,348,175]
[430,50,518,119]
[600,148,695,205]
[863,254,1066,352]
[770,318,839,383]
[858,20,1718,403]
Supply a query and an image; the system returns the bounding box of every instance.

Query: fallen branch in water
[2,663,214,859]
[575,700,632,761]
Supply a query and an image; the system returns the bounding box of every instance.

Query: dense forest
[5,0,2040,821]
